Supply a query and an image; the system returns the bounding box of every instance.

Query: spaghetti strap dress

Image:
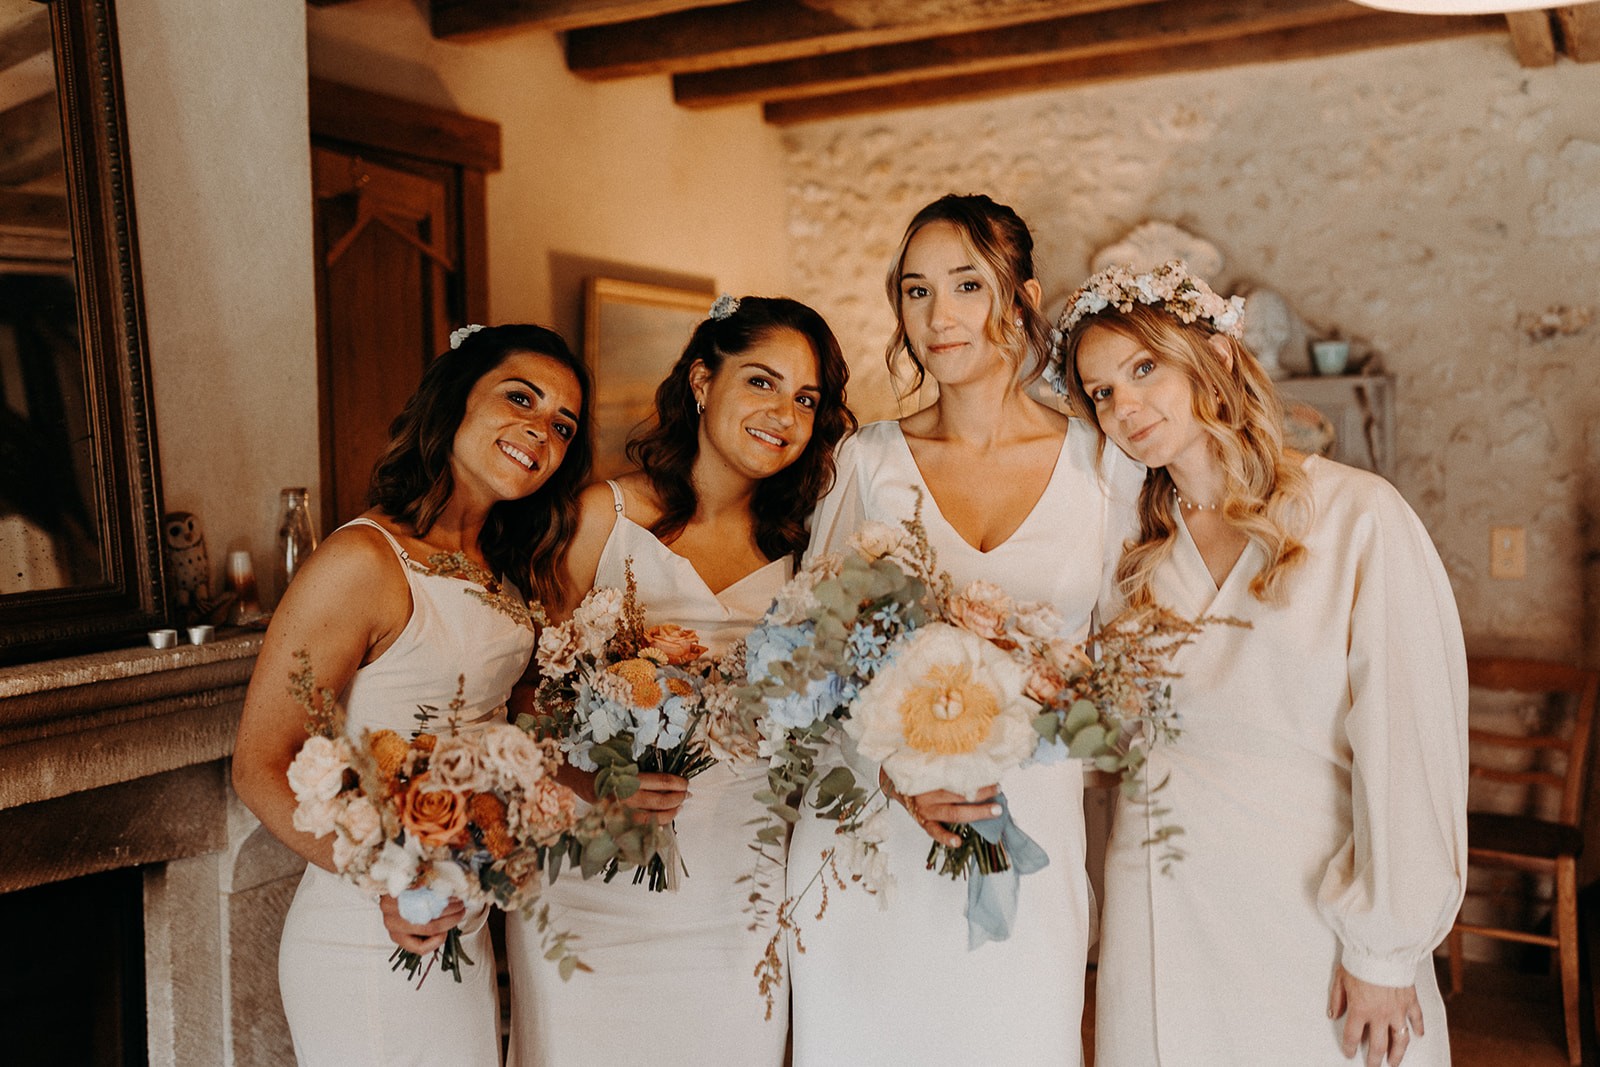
[277,517,537,1067]
[506,482,793,1066]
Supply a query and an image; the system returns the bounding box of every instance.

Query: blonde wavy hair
[1059,302,1312,611]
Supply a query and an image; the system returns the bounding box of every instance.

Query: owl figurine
[164,510,227,625]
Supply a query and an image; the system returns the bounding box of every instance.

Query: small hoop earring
[695,399,705,416]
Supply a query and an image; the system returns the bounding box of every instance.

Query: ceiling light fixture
[1348,1,1551,11]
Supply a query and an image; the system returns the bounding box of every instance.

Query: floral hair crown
[1055,259,1244,342]
[1044,261,1243,397]
[449,323,486,350]
[708,294,740,320]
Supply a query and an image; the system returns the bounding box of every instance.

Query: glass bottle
[275,487,318,599]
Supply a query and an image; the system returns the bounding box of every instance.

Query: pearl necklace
[1172,487,1221,512]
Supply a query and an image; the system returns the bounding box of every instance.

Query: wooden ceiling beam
[565,0,1155,80]
[1505,10,1558,66]
[430,0,745,38]
[1555,4,1600,60]
[674,0,1361,109]
[763,12,1502,125]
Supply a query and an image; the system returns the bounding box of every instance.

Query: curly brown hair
[367,324,594,606]
[625,296,856,561]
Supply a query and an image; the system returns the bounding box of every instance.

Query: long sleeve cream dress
[1095,455,1469,1066]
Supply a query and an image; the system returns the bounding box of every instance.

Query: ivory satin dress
[277,518,537,1067]
[1095,456,1469,1066]
[506,482,793,1067]
[789,419,1140,1067]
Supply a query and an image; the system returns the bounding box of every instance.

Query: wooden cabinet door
[308,81,498,531]
[311,145,457,527]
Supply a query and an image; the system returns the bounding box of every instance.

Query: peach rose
[644,624,706,666]
[398,774,470,847]
[945,581,1014,642]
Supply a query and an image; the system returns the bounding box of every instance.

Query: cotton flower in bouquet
[527,561,723,892]
[283,652,586,985]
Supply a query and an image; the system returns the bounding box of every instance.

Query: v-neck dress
[789,418,1142,1066]
[1095,456,1468,1066]
[277,518,537,1067]
[506,483,794,1067]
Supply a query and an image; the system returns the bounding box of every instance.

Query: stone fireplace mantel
[0,631,301,1066]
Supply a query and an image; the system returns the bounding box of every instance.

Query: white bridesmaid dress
[277,517,537,1067]
[506,482,792,1067]
[1095,457,1468,1066]
[789,419,1140,1067]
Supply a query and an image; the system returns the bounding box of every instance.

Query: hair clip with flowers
[708,294,740,320]
[449,323,486,350]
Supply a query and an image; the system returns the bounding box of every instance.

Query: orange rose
[468,792,514,860]
[368,730,409,786]
[644,624,706,666]
[398,774,469,847]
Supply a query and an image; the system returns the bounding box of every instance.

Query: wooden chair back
[1466,656,1600,830]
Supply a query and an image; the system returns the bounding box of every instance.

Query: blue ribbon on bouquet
[965,793,1049,949]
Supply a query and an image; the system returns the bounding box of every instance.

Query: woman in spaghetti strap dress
[1060,262,1466,1066]
[233,325,594,1067]
[788,194,1140,1066]
[505,296,855,1067]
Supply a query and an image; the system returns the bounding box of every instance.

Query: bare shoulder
[271,516,410,634]
[607,471,666,528]
[560,480,633,612]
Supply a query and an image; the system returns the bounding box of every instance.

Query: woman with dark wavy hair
[235,324,591,1067]
[507,295,854,1067]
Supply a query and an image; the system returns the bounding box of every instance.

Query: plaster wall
[305,0,791,338]
[780,37,1600,657]
[119,0,319,608]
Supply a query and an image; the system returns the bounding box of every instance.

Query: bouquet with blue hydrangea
[526,560,724,892]
[742,497,1223,1011]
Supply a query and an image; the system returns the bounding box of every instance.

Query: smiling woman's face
[449,350,584,507]
[690,327,822,484]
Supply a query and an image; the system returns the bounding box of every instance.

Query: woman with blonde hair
[1060,261,1468,1067]
[788,193,1140,1065]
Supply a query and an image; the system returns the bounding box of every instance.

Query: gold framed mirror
[0,0,166,664]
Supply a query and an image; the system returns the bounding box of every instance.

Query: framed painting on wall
[583,277,715,478]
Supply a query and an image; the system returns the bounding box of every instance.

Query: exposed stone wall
[781,36,1600,658]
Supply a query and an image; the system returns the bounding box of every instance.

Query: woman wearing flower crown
[505,295,855,1066]
[1058,262,1467,1066]
[788,194,1141,1065]
[233,324,592,1067]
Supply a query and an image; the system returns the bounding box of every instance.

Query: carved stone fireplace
[0,634,301,1066]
